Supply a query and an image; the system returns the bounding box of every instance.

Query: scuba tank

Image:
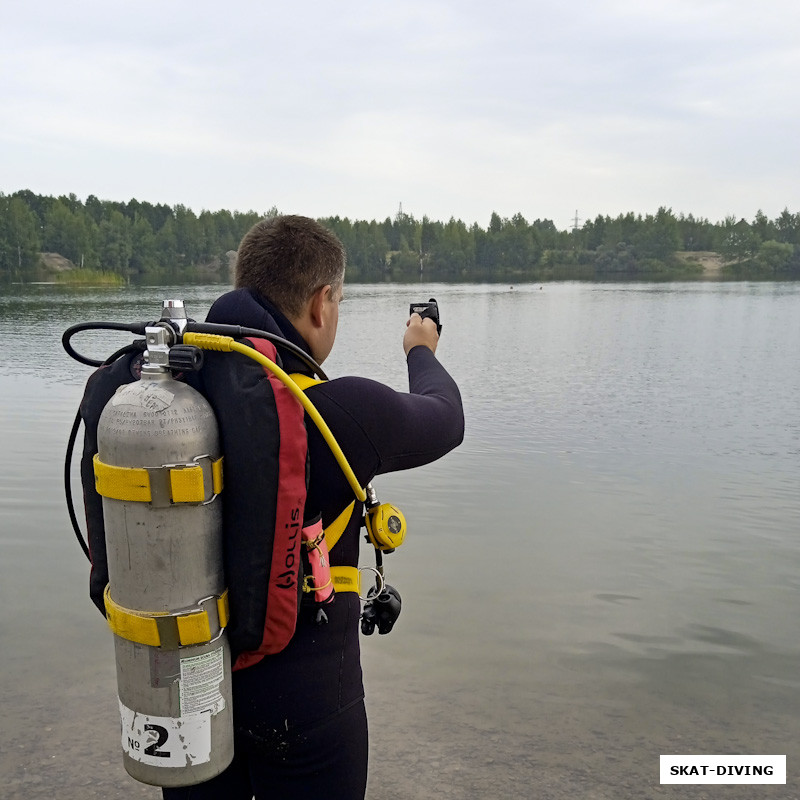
[93,310,233,787]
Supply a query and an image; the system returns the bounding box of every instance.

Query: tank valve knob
[168,345,204,372]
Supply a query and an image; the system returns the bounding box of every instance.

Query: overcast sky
[2,0,798,229]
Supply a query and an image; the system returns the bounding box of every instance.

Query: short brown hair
[235,215,346,318]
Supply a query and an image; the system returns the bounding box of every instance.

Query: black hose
[65,408,91,561]
[62,321,152,367]
[186,322,328,380]
[64,341,146,562]
[63,319,327,378]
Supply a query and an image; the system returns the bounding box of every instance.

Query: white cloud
[1,0,799,224]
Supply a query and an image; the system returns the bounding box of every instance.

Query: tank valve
[168,345,204,372]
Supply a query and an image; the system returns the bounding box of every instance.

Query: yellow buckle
[93,454,223,506]
[330,566,360,594]
[104,586,229,649]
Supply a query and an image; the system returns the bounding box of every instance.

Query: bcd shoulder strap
[195,338,308,668]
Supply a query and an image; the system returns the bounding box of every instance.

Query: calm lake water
[1,281,799,799]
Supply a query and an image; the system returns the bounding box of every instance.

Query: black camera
[409,297,442,335]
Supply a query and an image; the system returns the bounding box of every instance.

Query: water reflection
[1,281,799,798]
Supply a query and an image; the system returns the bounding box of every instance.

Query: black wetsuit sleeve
[324,345,462,472]
[303,345,464,522]
[375,344,464,473]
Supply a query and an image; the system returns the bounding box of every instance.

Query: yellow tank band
[104,586,230,649]
[93,453,223,505]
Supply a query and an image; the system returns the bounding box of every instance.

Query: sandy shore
[675,250,726,277]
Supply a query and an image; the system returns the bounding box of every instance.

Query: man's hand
[403,313,439,355]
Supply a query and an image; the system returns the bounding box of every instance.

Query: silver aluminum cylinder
[97,369,233,787]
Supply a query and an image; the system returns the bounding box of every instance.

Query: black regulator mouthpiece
[360,584,402,635]
[409,298,442,335]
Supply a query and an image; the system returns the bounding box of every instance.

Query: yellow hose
[183,332,367,503]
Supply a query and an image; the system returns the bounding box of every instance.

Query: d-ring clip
[357,566,385,601]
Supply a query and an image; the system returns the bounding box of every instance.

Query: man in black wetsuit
[163,215,464,800]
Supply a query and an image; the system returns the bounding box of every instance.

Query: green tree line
[2,190,800,283]
[0,190,268,283]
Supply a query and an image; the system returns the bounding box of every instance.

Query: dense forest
[2,190,800,284]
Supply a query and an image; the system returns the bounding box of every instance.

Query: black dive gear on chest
[361,583,402,635]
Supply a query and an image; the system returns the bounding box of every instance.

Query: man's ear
[308,284,331,328]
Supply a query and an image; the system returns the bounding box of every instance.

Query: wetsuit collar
[205,288,315,375]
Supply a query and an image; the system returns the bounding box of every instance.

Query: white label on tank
[119,700,211,767]
[179,647,226,716]
[112,380,174,412]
